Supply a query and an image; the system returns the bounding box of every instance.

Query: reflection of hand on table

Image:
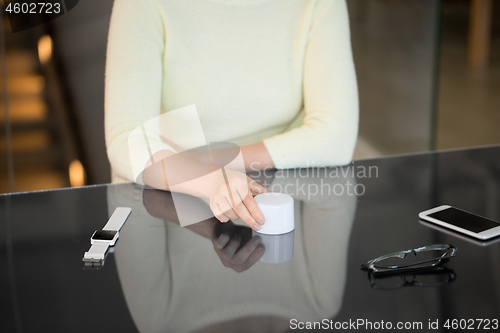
[143,188,217,239]
[211,221,265,273]
[142,188,264,272]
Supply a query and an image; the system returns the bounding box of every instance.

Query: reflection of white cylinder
[253,230,295,264]
[254,193,294,235]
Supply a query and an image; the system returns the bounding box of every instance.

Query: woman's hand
[207,169,268,231]
[142,149,269,230]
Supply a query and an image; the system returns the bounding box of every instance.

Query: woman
[105,0,358,231]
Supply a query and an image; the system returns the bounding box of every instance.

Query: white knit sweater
[105,0,358,182]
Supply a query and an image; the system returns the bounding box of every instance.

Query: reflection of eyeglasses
[367,267,457,290]
[361,244,457,274]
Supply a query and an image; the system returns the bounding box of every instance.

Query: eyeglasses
[367,267,457,290]
[361,244,457,274]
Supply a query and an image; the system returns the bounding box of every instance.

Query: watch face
[92,230,117,241]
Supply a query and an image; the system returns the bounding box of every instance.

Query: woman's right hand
[143,150,268,230]
[207,169,268,231]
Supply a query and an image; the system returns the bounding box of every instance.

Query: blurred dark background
[1,0,499,193]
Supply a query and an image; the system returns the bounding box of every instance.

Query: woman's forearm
[142,150,214,197]
[142,142,274,197]
[177,142,274,171]
[240,142,275,171]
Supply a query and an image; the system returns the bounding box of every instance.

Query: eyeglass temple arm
[361,244,457,270]
[361,251,408,269]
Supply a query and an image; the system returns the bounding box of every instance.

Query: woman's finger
[235,181,265,229]
[219,199,239,221]
[211,202,229,223]
[241,190,265,226]
[215,233,230,250]
[218,179,245,211]
[240,243,265,271]
[223,209,239,221]
[231,235,261,265]
[248,178,269,195]
[221,236,241,261]
[231,189,260,230]
[215,195,239,221]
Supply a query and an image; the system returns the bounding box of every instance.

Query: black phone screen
[428,207,500,233]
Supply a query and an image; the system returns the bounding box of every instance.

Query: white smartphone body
[419,205,500,240]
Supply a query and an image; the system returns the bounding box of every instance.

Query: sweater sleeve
[263,0,358,168]
[105,0,172,182]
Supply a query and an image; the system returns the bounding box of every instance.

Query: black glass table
[2,145,500,332]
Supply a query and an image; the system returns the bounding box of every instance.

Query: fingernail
[253,236,261,245]
[257,244,265,252]
[257,219,264,225]
[216,234,230,249]
[253,225,261,231]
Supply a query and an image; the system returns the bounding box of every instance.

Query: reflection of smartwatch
[82,207,132,263]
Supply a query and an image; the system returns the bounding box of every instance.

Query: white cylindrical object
[253,230,294,264]
[254,193,294,235]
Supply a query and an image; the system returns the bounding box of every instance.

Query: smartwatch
[82,207,132,263]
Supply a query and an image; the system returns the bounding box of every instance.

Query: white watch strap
[82,207,131,263]
[103,207,132,231]
[83,243,109,262]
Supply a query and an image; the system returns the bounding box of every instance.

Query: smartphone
[419,205,500,240]
[419,219,500,246]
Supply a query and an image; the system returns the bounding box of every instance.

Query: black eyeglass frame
[361,244,457,274]
[367,267,457,290]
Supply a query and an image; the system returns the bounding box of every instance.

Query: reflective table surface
[2,146,500,332]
